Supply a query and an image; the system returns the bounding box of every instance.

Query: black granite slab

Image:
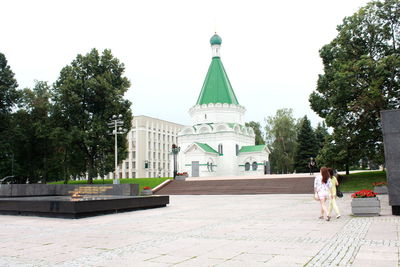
[0,184,138,197]
[0,195,169,218]
[381,109,400,215]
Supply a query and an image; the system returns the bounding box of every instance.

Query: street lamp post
[171,144,180,179]
[108,114,127,184]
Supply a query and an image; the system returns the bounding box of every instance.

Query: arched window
[245,162,250,171]
[235,144,239,156]
[252,162,258,171]
[218,144,223,155]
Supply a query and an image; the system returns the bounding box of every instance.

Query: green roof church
[177,33,270,177]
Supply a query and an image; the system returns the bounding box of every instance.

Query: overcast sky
[2,0,371,127]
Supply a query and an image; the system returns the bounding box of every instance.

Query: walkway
[0,194,398,266]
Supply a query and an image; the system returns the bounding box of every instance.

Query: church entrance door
[192,161,199,177]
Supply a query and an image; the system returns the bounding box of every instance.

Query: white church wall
[189,104,246,125]
[238,152,270,175]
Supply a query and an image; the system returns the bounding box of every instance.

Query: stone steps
[155,177,314,195]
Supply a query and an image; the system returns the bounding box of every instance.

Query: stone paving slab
[0,194,398,266]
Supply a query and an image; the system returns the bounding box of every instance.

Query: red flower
[351,189,378,198]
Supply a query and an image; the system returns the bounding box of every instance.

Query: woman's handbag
[336,186,343,198]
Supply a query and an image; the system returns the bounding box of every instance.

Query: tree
[245,121,265,145]
[314,121,329,152]
[265,108,297,174]
[52,49,132,183]
[0,52,19,179]
[12,81,54,183]
[309,0,400,171]
[294,116,318,173]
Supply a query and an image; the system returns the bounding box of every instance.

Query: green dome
[210,33,222,45]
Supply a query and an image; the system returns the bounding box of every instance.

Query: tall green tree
[0,52,20,179]
[52,48,132,183]
[12,81,55,183]
[245,121,265,145]
[314,121,329,152]
[265,108,297,174]
[309,0,400,171]
[294,116,318,173]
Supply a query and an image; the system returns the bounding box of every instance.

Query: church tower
[177,33,270,177]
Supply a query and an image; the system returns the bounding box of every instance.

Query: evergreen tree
[294,116,318,173]
[314,121,329,151]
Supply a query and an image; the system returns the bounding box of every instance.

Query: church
[177,33,270,177]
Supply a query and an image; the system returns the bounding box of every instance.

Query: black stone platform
[0,195,169,219]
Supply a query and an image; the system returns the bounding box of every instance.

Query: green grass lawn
[339,171,387,192]
[49,177,172,191]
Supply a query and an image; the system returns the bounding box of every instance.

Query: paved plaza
[0,194,398,267]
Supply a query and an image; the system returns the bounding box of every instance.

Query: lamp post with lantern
[171,144,180,179]
[108,114,127,184]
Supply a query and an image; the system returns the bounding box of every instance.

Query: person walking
[314,167,332,221]
[327,168,341,219]
[308,157,316,175]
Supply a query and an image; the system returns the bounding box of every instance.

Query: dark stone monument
[381,109,400,215]
[0,184,169,218]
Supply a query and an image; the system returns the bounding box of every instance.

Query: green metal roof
[210,34,222,45]
[195,142,218,154]
[239,145,266,153]
[196,57,239,105]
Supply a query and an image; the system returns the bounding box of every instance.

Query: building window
[148,141,151,149]
[125,162,129,169]
[252,162,258,171]
[153,162,156,168]
[245,162,250,171]
[236,144,239,156]
[148,152,151,159]
[132,151,136,159]
[133,162,136,168]
[218,144,223,155]
[205,114,207,119]
[133,172,136,178]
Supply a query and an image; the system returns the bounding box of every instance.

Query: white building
[177,33,270,177]
[112,115,183,178]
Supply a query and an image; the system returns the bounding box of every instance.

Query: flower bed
[351,189,380,216]
[175,172,188,181]
[141,186,153,196]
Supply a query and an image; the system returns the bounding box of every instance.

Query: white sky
[2,0,370,127]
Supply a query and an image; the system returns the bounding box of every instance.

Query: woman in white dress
[314,167,332,221]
